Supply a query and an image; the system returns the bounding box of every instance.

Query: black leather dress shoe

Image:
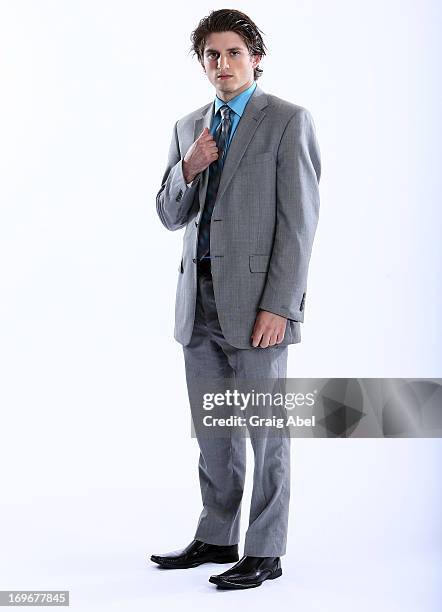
[209,555,282,589]
[150,539,239,569]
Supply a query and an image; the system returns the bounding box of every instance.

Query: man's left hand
[251,310,288,348]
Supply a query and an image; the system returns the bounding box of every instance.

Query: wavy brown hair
[189,9,267,81]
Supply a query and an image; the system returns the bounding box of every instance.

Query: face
[201,31,261,101]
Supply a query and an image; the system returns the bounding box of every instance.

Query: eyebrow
[204,47,243,54]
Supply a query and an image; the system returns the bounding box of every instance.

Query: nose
[217,54,230,71]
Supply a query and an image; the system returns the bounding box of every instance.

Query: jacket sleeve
[156,120,201,231]
[258,108,321,322]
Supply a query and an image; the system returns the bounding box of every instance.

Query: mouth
[218,75,233,80]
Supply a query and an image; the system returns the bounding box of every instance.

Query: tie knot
[219,105,231,121]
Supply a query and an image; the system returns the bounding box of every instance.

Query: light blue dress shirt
[212,80,257,147]
[185,81,257,187]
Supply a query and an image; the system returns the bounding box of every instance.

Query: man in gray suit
[151,9,321,589]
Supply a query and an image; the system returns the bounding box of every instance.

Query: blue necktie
[197,104,233,261]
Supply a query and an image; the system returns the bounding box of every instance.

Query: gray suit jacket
[156,84,321,349]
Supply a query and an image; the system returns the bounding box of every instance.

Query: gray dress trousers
[183,268,291,557]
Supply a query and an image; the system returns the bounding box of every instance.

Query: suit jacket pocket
[240,151,274,167]
[249,254,270,273]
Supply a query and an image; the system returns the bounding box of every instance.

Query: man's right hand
[182,128,218,183]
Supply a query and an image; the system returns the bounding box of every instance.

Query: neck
[216,79,255,102]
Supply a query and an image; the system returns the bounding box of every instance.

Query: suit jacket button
[192,258,196,263]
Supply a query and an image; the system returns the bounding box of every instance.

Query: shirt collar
[214,81,257,117]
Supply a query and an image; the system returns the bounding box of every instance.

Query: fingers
[269,332,280,346]
[206,139,218,163]
[251,326,285,348]
[251,331,261,347]
[199,127,214,141]
[251,328,273,348]
[259,332,274,349]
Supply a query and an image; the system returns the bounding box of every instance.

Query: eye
[207,51,240,59]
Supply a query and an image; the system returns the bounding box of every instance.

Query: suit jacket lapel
[193,102,214,212]
[215,85,268,206]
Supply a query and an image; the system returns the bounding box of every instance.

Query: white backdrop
[0,2,441,611]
